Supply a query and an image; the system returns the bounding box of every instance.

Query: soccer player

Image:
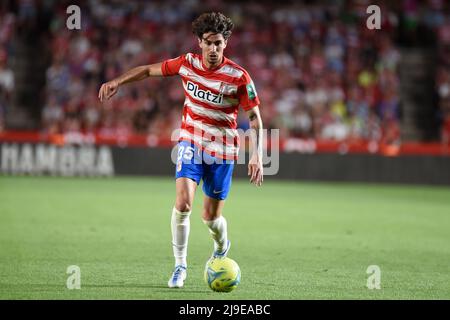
[98,12,263,288]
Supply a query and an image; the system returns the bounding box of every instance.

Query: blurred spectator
[0,51,13,93]
[0,46,13,133]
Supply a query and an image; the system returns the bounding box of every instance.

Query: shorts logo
[213,190,223,194]
[186,81,223,104]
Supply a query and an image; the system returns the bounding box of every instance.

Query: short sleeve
[238,72,260,111]
[161,55,186,76]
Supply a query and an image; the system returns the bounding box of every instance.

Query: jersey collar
[202,55,228,72]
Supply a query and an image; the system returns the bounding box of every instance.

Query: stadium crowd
[0,0,449,144]
[426,1,450,143]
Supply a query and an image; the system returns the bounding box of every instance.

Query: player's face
[198,32,227,67]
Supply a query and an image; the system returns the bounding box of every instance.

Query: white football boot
[167,265,187,288]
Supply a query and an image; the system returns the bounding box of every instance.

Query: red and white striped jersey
[161,53,260,160]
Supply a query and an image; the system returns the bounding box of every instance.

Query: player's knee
[175,201,192,213]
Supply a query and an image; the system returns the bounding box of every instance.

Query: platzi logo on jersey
[186,81,223,104]
[246,82,257,100]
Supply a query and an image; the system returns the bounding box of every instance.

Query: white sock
[171,207,191,267]
[203,216,228,253]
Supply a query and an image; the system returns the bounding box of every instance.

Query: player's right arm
[98,62,163,101]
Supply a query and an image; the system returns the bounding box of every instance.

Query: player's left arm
[246,106,263,186]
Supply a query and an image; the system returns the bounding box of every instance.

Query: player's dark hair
[192,12,234,40]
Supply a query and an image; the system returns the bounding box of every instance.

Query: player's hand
[248,155,263,186]
[98,80,120,102]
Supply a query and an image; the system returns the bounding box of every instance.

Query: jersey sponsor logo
[186,81,223,104]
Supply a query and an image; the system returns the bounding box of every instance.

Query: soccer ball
[204,257,241,292]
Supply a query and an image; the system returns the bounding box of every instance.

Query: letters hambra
[179,304,214,317]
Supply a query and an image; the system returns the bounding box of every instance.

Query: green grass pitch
[0,175,449,299]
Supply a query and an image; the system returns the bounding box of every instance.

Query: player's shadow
[83,283,209,293]
[18,283,209,294]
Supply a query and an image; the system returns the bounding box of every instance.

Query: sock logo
[186,81,223,104]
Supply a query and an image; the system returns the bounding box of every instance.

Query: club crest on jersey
[186,81,223,104]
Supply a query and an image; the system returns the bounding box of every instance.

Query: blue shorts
[175,141,234,200]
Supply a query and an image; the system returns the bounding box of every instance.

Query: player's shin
[171,207,191,267]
